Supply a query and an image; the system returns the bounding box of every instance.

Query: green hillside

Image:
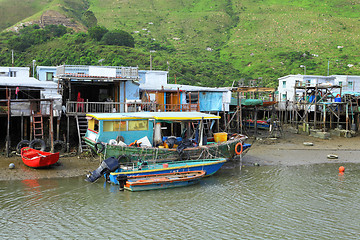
[1,0,360,87]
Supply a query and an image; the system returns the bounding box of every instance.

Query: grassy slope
[1,0,360,87]
[0,0,89,31]
[89,0,233,52]
[88,0,360,86]
[0,0,51,30]
[222,0,360,84]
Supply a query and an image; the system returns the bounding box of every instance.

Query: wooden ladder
[33,114,44,139]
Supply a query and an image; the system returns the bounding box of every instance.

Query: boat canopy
[86,112,221,121]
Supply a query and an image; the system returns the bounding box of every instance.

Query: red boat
[21,147,59,168]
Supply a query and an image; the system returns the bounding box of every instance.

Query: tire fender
[29,139,46,151]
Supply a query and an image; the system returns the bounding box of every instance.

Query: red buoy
[339,166,345,173]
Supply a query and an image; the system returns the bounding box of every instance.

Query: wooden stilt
[67,115,70,152]
[50,100,54,152]
[21,113,24,140]
[6,89,11,157]
[57,117,60,141]
[237,91,240,133]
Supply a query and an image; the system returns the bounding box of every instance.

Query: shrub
[88,26,108,41]
[101,30,134,47]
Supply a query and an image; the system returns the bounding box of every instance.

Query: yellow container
[214,132,227,143]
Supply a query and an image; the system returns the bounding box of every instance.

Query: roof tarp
[87,111,220,121]
[200,92,223,111]
[230,98,263,106]
[241,99,263,106]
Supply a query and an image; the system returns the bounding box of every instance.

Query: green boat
[84,112,250,162]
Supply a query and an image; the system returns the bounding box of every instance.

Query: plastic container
[334,97,341,102]
[163,163,169,168]
[309,96,315,103]
[214,132,227,143]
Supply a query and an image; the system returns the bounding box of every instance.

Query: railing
[66,101,200,114]
[157,103,200,112]
[56,65,139,78]
[66,101,156,114]
[0,99,59,116]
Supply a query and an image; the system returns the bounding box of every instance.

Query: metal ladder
[75,115,89,152]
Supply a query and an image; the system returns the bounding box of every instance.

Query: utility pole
[32,59,36,77]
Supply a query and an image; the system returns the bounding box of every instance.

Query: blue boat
[123,171,206,191]
[108,158,226,185]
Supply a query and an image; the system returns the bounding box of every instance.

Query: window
[46,72,53,81]
[103,121,126,132]
[282,81,286,88]
[282,94,287,101]
[339,81,342,86]
[348,81,353,89]
[113,121,126,131]
[10,71,16,77]
[128,120,148,131]
[88,119,99,132]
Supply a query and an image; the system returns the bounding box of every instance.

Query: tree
[82,11,98,28]
[45,25,67,38]
[101,30,134,47]
[88,26,108,41]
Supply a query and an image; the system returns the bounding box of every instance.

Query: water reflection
[1,163,360,239]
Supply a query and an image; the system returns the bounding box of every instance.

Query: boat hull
[109,158,226,185]
[244,120,270,129]
[21,147,59,168]
[85,137,250,162]
[124,171,205,191]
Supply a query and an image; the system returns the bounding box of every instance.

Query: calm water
[1,163,360,239]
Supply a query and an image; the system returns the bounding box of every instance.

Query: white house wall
[89,66,116,77]
[138,71,168,87]
[0,67,29,78]
[333,75,360,93]
[278,75,336,102]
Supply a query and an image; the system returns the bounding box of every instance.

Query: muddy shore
[1,126,360,181]
[244,127,360,166]
[0,152,100,181]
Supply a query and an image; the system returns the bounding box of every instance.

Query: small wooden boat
[244,119,270,129]
[21,147,59,168]
[121,170,206,191]
[109,158,226,185]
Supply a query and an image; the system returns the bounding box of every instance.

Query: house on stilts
[0,66,62,156]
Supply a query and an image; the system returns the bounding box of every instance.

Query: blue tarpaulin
[200,92,223,111]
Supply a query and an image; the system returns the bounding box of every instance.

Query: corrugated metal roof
[140,83,229,92]
[87,111,221,120]
[0,77,58,89]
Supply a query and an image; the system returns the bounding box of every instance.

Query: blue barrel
[309,96,315,103]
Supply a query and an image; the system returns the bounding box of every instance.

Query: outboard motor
[116,175,128,191]
[85,157,119,183]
